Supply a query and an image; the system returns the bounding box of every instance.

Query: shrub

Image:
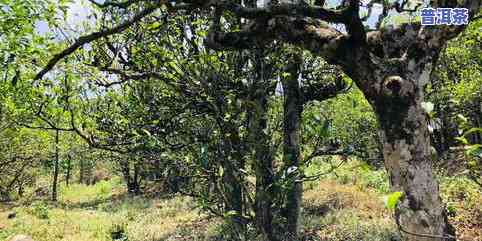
[30,201,49,219]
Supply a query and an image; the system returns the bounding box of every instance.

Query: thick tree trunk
[120,161,141,195]
[52,130,59,202]
[281,55,303,239]
[371,75,455,241]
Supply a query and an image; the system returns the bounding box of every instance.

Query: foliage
[0,1,481,240]
[385,192,403,210]
[30,201,50,219]
[440,176,482,240]
[304,87,382,167]
[428,19,482,156]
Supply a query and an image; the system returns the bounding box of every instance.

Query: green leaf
[455,136,469,145]
[386,191,403,210]
[224,210,239,218]
[464,127,482,136]
[168,61,184,75]
[456,114,468,123]
[148,22,161,30]
[142,129,151,136]
[466,144,482,157]
[421,102,434,114]
[319,119,331,138]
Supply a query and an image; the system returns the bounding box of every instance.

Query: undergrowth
[0,161,480,241]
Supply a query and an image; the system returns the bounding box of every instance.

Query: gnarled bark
[370,73,455,241]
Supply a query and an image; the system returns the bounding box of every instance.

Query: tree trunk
[370,74,455,241]
[52,130,59,202]
[249,58,276,241]
[18,185,24,197]
[121,161,132,193]
[65,155,71,186]
[251,97,275,241]
[79,158,84,184]
[221,124,245,239]
[281,54,303,239]
[132,163,141,194]
[222,148,245,238]
[122,161,141,195]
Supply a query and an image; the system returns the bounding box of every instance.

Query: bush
[30,201,49,219]
[355,166,390,193]
[305,159,390,193]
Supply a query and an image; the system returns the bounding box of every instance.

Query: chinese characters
[420,8,469,25]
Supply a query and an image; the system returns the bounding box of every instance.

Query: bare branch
[298,158,347,182]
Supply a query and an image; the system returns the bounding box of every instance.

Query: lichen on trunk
[372,74,455,241]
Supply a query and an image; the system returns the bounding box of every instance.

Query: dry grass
[0,179,218,241]
[301,180,398,241]
[440,176,482,241]
[1,171,481,241]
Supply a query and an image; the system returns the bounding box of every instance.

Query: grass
[0,178,218,241]
[302,178,398,241]
[440,176,482,241]
[1,161,481,241]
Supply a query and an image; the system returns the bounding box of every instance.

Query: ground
[0,161,481,241]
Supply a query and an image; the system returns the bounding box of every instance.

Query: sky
[35,0,95,37]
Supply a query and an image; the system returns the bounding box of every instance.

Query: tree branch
[302,69,351,102]
[34,5,159,80]
[216,1,350,23]
[206,16,347,63]
[88,0,148,9]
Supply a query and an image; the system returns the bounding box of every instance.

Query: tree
[279,49,349,238]
[31,0,482,240]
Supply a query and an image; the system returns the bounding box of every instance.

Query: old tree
[33,0,481,240]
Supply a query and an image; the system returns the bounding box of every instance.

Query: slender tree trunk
[249,59,276,241]
[222,147,244,238]
[251,97,275,241]
[122,160,141,195]
[52,130,59,201]
[121,161,132,193]
[281,54,303,239]
[18,185,23,197]
[79,158,84,184]
[221,125,245,239]
[65,155,71,186]
[132,163,141,194]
